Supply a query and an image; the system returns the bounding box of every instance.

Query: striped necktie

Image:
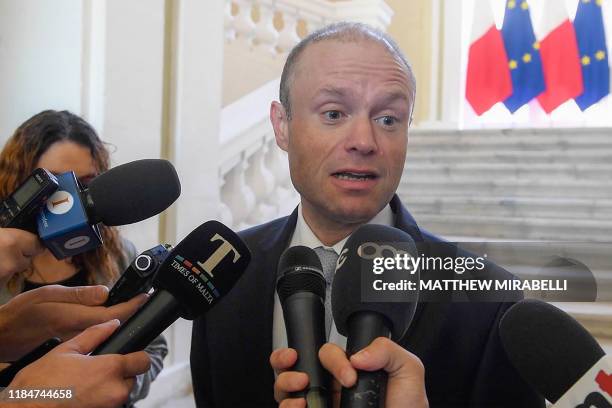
[314,246,339,338]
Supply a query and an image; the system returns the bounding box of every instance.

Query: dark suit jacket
[191,195,544,407]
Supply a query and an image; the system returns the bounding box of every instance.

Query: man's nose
[344,114,378,155]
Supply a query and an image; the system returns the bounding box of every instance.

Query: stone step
[451,242,612,275]
[553,302,612,341]
[407,132,612,151]
[398,178,612,199]
[403,196,612,220]
[409,128,612,143]
[412,214,612,241]
[403,162,612,180]
[404,149,612,164]
[503,266,612,302]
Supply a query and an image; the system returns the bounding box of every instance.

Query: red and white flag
[536,0,584,113]
[466,0,512,115]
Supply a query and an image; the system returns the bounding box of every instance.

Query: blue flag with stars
[573,0,610,111]
[501,0,545,113]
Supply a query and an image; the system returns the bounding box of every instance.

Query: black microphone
[277,246,330,408]
[92,220,250,355]
[499,299,611,406]
[84,159,180,226]
[0,168,59,233]
[332,224,420,408]
[0,338,61,386]
[37,159,181,259]
[104,243,172,307]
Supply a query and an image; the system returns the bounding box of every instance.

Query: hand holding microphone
[332,225,420,408]
[0,227,44,284]
[0,285,147,362]
[92,220,250,355]
[274,246,331,408]
[321,337,427,408]
[2,320,150,408]
[37,159,180,259]
[272,224,425,407]
[272,338,428,408]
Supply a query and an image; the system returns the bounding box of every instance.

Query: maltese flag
[466,0,512,115]
[536,0,583,113]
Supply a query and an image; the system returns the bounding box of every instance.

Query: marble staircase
[398,127,612,344]
[399,128,612,243]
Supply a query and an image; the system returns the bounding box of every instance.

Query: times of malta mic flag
[573,0,610,111]
[536,0,584,113]
[466,0,513,115]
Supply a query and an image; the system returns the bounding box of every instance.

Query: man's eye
[323,110,342,121]
[376,116,399,128]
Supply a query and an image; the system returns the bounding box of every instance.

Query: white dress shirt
[272,203,393,352]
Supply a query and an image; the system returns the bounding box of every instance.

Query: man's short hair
[279,22,417,121]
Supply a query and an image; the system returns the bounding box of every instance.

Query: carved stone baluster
[277,10,300,54]
[254,2,279,55]
[245,140,277,224]
[218,172,234,228]
[225,1,236,42]
[265,136,299,214]
[302,15,325,36]
[220,155,257,230]
[233,0,256,47]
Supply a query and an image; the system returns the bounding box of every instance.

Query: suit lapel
[203,208,299,404]
[389,194,452,354]
[239,207,298,357]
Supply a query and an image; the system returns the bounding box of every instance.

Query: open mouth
[332,171,378,181]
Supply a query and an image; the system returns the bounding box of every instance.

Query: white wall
[99,0,166,252]
[0,0,83,140]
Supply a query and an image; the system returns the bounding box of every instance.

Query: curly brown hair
[0,110,125,294]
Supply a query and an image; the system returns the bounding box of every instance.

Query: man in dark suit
[191,22,544,407]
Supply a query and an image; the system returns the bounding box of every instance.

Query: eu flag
[573,0,610,111]
[501,0,546,112]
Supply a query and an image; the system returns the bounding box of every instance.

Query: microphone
[104,243,172,307]
[276,246,330,408]
[332,224,420,408]
[499,299,612,407]
[92,220,250,355]
[37,159,180,259]
[0,168,59,233]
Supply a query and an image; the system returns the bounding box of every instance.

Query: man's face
[275,39,413,225]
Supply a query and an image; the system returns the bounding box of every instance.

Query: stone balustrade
[225,0,393,55]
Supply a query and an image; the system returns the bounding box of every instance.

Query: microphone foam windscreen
[153,220,251,319]
[276,246,325,303]
[499,299,605,402]
[88,159,181,226]
[332,224,420,340]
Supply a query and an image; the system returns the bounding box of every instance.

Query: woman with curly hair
[0,110,167,407]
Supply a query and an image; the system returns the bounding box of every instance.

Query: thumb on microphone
[56,319,121,355]
[320,338,429,408]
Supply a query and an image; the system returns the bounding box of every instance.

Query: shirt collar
[288,203,394,255]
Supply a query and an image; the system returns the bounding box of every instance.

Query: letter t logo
[197,234,241,278]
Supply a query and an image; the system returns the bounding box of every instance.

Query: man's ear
[270,101,289,152]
